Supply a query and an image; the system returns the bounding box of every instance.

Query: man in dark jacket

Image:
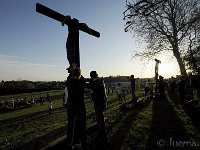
[89,71,108,147]
[128,75,138,103]
[65,67,87,150]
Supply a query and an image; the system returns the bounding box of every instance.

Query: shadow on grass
[147,95,189,150]
[183,103,200,131]
[12,126,66,150]
[0,107,65,125]
[168,91,200,132]
[107,98,152,150]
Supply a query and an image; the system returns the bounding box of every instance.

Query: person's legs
[131,91,136,103]
[76,108,87,149]
[94,107,108,145]
[66,108,76,149]
[123,93,126,102]
[118,94,122,104]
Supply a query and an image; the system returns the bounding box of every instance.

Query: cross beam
[36,3,100,68]
[36,3,100,38]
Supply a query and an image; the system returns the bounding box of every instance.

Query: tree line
[0,80,66,95]
[0,76,134,96]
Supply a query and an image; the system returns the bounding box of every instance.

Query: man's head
[72,67,81,78]
[90,71,98,79]
[66,63,77,74]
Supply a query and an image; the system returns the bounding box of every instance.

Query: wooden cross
[154,58,161,97]
[36,3,100,69]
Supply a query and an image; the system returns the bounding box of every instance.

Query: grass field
[0,90,127,150]
[1,89,200,150]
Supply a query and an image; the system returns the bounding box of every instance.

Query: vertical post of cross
[154,58,161,97]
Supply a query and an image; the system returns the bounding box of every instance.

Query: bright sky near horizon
[0,0,180,81]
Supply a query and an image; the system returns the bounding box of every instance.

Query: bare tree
[185,47,200,75]
[124,0,200,76]
[184,35,200,75]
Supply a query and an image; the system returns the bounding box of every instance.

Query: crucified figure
[36,3,100,70]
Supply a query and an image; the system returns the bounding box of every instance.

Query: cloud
[0,54,56,70]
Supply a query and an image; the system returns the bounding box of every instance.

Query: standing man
[89,71,108,148]
[48,100,52,115]
[46,94,52,115]
[115,83,123,104]
[158,76,165,98]
[65,67,87,150]
[128,75,138,103]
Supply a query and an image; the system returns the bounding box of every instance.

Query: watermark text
[157,138,200,148]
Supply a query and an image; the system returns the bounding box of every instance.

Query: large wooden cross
[36,3,100,69]
[154,58,161,96]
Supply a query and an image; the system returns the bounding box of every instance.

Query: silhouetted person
[115,83,123,104]
[48,101,52,115]
[128,75,138,103]
[107,88,110,94]
[168,76,176,93]
[46,94,49,103]
[65,67,87,150]
[158,76,165,97]
[122,89,126,102]
[46,94,52,114]
[89,71,108,148]
[39,95,44,105]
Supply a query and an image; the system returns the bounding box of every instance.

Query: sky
[0,0,180,81]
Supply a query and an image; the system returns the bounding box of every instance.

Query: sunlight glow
[159,61,180,78]
[133,57,181,79]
